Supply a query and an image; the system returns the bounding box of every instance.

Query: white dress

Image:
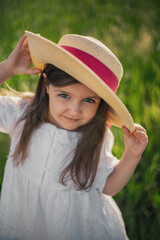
[0,96,129,240]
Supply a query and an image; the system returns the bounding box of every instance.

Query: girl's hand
[104,124,148,196]
[122,123,148,158]
[6,34,40,76]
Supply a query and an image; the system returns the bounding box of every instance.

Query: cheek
[85,104,99,119]
[48,97,56,116]
[48,98,65,115]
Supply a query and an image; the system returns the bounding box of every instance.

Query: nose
[68,101,81,116]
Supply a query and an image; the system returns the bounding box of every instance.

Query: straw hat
[25,30,134,132]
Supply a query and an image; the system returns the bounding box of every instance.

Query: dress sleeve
[93,128,119,193]
[0,95,24,136]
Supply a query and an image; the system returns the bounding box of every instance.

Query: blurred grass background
[0,0,159,239]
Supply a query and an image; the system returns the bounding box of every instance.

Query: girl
[0,32,148,240]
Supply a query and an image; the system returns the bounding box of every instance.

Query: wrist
[5,58,16,77]
[0,59,16,85]
[123,149,142,163]
[2,59,15,78]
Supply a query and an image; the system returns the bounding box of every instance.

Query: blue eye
[59,94,70,99]
[83,98,95,103]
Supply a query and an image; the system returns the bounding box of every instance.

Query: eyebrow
[54,89,101,99]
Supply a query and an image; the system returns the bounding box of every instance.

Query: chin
[63,125,79,131]
[62,122,84,131]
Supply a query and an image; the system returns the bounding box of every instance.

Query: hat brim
[25,31,134,132]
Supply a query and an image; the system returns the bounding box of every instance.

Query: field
[0,0,160,239]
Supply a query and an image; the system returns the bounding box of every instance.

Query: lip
[64,116,79,122]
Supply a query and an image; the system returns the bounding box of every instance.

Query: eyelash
[59,94,69,99]
[58,94,95,103]
[83,98,95,103]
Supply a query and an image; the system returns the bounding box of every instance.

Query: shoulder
[0,95,32,135]
[0,95,21,104]
[0,94,33,108]
[0,94,31,104]
[102,127,115,152]
[0,95,31,116]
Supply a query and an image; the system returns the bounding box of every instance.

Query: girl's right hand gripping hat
[25,30,135,132]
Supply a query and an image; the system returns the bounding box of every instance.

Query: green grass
[0,0,160,239]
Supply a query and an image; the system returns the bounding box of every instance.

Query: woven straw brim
[25,31,134,132]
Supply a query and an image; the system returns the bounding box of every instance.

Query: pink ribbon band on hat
[60,45,119,92]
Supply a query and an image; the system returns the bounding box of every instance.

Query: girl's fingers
[22,37,29,48]
[26,68,41,75]
[122,126,130,134]
[17,34,27,48]
[123,123,147,135]
[133,123,147,133]
[16,34,29,50]
[132,127,148,141]
[134,129,147,137]
[123,124,148,143]
[134,131,148,148]
[122,126,131,138]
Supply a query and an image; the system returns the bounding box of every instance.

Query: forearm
[0,59,14,85]
[103,151,141,196]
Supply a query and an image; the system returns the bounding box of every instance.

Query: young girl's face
[46,83,101,130]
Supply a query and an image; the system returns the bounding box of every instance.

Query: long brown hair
[13,64,109,190]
